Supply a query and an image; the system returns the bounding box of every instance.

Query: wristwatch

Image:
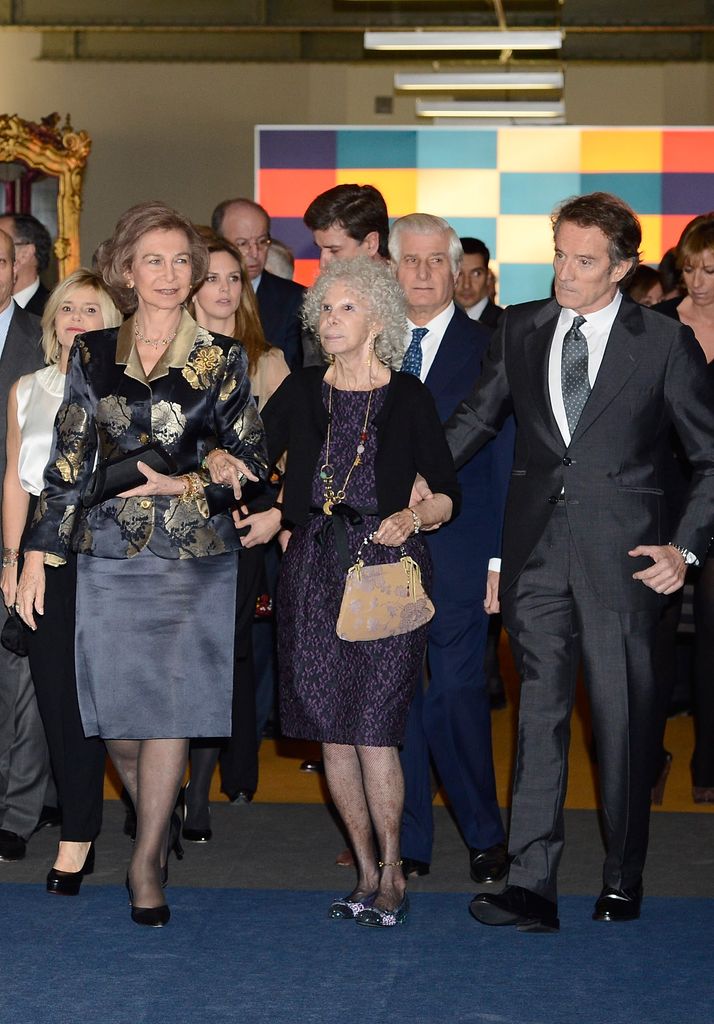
[668,543,699,566]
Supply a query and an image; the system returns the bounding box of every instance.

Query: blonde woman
[1,269,121,894]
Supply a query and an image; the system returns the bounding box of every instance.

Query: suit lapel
[424,312,476,397]
[570,297,643,443]
[523,299,562,443]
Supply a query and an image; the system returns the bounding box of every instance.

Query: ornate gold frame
[0,112,91,279]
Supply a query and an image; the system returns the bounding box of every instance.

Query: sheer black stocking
[322,742,406,912]
[185,744,220,830]
[106,737,188,908]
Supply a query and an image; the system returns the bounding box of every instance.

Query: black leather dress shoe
[0,829,26,862]
[34,805,61,832]
[469,842,508,884]
[228,790,254,804]
[592,883,642,922]
[469,884,559,932]
[401,857,430,879]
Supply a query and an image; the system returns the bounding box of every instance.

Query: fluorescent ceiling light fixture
[395,71,564,91]
[365,31,562,52]
[416,100,565,118]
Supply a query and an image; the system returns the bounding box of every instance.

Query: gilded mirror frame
[0,112,91,279]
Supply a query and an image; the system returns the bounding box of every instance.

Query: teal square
[447,218,497,252]
[417,130,498,169]
[501,173,581,215]
[581,173,662,214]
[337,130,417,169]
[499,263,554,307]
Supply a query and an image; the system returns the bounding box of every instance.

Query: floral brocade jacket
[27,310,268,562]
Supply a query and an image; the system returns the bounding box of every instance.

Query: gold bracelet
[2,547,19,568]
[179,473,198,505]
[407,508,421,535]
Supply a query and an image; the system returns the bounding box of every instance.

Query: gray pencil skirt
[75,548,238,739]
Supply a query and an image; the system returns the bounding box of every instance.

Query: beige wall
[0,31,712,263]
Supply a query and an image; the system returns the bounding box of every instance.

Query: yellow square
[336,168,417,217]
[639,215,663,267]
[581,130,662,172]
[498,215,554,264]
[416,169,499,218]
[498,127,581,172]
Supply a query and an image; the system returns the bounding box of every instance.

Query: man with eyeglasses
[0,214,52,316]
[211,198,305,370]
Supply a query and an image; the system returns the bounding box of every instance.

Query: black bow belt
[309,503,379,572]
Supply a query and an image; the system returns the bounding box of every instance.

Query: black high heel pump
[125,874,170,928]
[46,844,95,896]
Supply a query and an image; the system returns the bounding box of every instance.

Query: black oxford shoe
[0,829,26,862]
[401,857,430,879]
[469,842,508,884]
[592,883,642,922]
[469,884,559,932]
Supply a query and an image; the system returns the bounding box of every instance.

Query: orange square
[663,131,714,173]
[294,258,319,289]
[661,215,694,255]
[258,169,336,219]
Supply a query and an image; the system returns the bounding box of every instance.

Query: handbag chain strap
[348,533,420,593]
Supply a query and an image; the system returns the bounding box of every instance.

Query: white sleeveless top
[16,364,67,496]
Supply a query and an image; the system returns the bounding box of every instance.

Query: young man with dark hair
[455,237,503,329]
[304,184,389,267]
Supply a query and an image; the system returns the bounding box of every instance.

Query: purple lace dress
[277,384,432,746]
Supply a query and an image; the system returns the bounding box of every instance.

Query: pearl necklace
[134,320,178,349]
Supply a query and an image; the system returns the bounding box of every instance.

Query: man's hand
[629,544,687,595]
[484,569,501,614]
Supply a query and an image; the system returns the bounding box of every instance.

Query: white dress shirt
[405,301,456,383]
[13,278,40,309]
[548,290,623,445]
[0,298,16,360]
[464,297,489,322]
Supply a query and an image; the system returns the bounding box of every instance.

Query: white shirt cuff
[488,557,501,573]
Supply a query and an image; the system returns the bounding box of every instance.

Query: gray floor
[2,800,712,898]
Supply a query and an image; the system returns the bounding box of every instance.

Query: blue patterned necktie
[402,327,428,377]
[561,314,590,434]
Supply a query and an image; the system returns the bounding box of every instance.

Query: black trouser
[26,555,105,842]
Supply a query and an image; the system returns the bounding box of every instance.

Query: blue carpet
[2,886,712,1024]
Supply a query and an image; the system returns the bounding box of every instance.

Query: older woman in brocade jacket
[17,201,267,928]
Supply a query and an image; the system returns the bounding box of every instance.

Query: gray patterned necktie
[561,314,590,434]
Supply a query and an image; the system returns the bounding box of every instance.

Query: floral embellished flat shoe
[355,893,409,928]
[328,891,377,920]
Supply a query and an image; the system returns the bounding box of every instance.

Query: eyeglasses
[234,236,271,253]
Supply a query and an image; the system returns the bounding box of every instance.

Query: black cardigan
[261,367,461,527]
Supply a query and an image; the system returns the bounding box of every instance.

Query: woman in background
[1,269,121,893]
[654,213,714,804]
[181,234,289,839]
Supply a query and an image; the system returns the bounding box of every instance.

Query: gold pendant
[323,499,334,516]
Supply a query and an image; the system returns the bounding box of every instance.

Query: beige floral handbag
[336,536,435,642]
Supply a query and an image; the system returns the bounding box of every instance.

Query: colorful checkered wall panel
[256,126,714,306]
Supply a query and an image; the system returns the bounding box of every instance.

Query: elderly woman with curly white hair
[249,256,459,926]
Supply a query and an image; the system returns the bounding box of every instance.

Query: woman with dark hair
[625,265,663,307]
[180,233,289,838]
[2,269,121,893]
[16,202,267,926]
[654,213,714,804]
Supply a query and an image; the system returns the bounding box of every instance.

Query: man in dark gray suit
[0,213,51,316]
[444,193,714,930]
[0,228,50,862]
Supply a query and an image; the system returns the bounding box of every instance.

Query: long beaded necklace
[320,376,374,517]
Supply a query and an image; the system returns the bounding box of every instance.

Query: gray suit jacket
[445,294,714,612]
[0,302,43,550]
